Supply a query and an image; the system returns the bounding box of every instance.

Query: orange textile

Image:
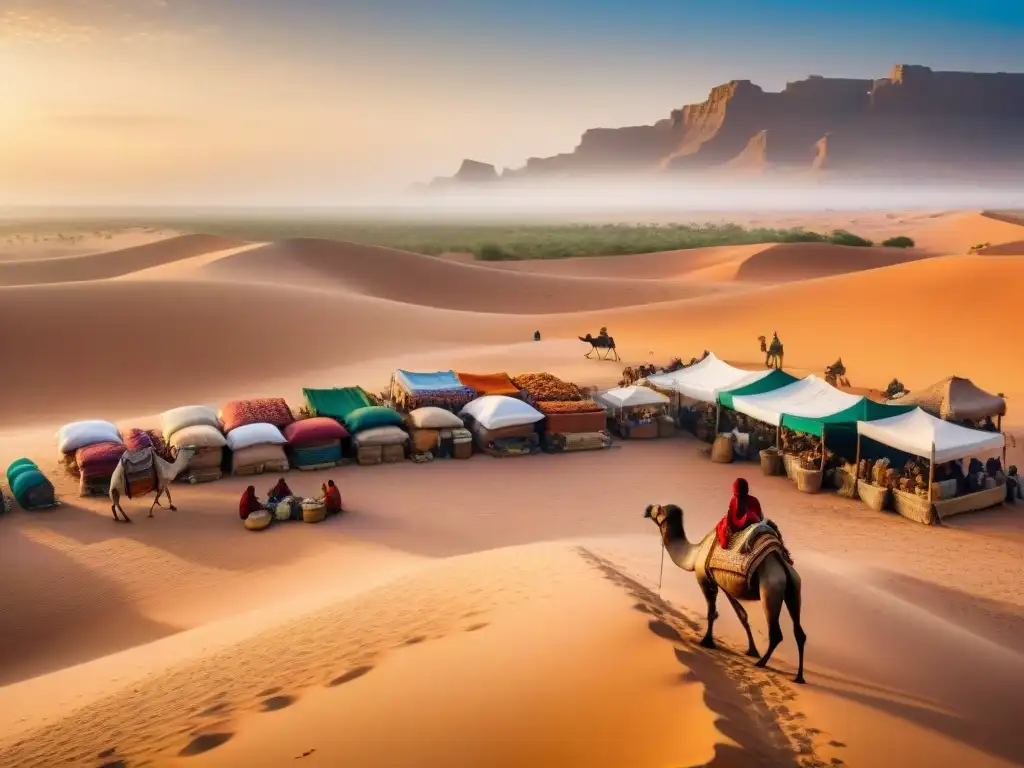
[456,372,520,396]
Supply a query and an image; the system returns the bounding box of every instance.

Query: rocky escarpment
[429,64,1024,185]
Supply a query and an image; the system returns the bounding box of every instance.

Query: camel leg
[111,489,132,523]
[164,484,177,512]
[611,348,620,362]
[724,592,760,658]
[755,568,785,669]
[783,563,807,684]
[698,578,720,650]
[585,349,594,359]
[148,492,160,517]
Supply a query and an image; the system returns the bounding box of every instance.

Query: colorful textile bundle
[283,418,348,469]
[75,441,126,479]
[511,373,582,403]
[543,410,609,435]
[220,398,294,433]
[303,387,372,421]
[7,459,57,510]
[344,406,404,434]
[390,370,475,413]
[289,442,343,469]
[456,372,521,397]
[125,428,175,462]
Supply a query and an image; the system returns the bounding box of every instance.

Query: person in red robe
[322,479,342,515]
[239,485,263,520]
[717,478,763,548]
[267,477,292,504]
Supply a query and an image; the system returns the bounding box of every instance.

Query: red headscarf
[239,486,262,519]
[269,478,292,499]
[716,478,763,548]
[324,479,342,513]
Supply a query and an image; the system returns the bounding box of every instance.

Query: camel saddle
[694,523,786,594]
[122,449,157,499]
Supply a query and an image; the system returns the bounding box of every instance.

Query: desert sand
[0,209,1022,768]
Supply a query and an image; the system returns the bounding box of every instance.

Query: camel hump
[706,525,785,586]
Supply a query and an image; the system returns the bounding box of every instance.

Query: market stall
[856,407,1006,524]
[593,386,670,439]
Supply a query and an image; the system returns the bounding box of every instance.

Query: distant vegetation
[881,235,915,248]
[0,218,915,261]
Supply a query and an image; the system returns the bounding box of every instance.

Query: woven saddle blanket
[696,524,785,588]
[122,449,156,498]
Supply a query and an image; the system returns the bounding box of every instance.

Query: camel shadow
[0,525,178,685]
[576,547,825,768]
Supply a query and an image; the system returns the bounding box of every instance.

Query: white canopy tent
[646,352,772,403]
[856,407,1004,464]
[594,385,670,414]
[730,375,862,427]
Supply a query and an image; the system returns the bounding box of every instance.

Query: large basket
[857,481,891,512]
[782,454,802,480]
[760,449,783,476]
[710,435,734,464]
[891,489,936,525]
[302,500,327,524]
[794,466,823,494]
[244,510,272,531]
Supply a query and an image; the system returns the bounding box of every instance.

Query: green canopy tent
[717,369,800,410]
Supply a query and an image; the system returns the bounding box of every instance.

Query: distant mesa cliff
[429,65,1024,185]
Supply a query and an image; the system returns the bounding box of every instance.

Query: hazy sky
[2,0,1022,205]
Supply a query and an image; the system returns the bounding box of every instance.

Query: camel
[108,445,197,523]
[579,329,620,361]
[644,503,806,684]
[758,334,784,369]
[824,358,850,388]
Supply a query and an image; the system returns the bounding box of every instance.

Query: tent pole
[999,414,1007,466]
[854,431,862,488]
[928,441,936,504]
[715,401,721,436]
[820,425,827,472]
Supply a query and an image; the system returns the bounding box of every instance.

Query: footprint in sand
[178,733,234,757]
[403,636,426,645]
[327,665,374,687]
[261,695,297,712]
[258,686,282,697]
[198,702,232,718]
[98,761,126,768]
[464,622,489,632]
[97,747,117,758]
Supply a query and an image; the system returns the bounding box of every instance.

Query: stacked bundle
[390,370,475,413]
[284,417,348,470]
[345,406,408,465]
[460,396,544,457]
[220,398,293,476]
[535,400,611,453]
[161,406,227,483]
[6,458,57,510]
[406,407,467,461]
[57,420,124,496]
[456,372,522,398]
[124,428,174,461]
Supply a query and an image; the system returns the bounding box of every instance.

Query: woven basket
[244,510,272,531]
[857,481,891,511]
[301,500,327,524]
[381,444,406,464]
[794,467,823,494]
[356,444,383,466]
[710,435,734,464]
[782,454,801,480]
[891,489,936,525]
[453,440,473,459]
[760,449,783,476]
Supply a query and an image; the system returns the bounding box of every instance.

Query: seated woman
[322,479,342,516]
[267,477,293,504]
[1007,466,1022,503]
[239,486,263,520]
[967,459,986,492]
[716,478,794,564]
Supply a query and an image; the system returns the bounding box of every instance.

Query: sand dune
[2,212,1023,768]
[191,237,734,311]
[978,240,1024,256]
[0,234,247,286]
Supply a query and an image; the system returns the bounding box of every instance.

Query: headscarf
[270,477,292,499]
[239,485,260,519]
[732,477,749,516]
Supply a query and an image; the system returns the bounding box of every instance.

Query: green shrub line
[0,219,916,261]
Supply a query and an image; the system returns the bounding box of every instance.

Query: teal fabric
[781,400,916,437]
[12,469,50,507]
[6,458,38,484]
[717,369,800,409]
[344,406,404,433]
[7,463,39,486]
[303,387,372,421]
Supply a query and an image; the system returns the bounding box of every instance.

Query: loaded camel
[579,327,620,362]
[824,358,850,388]
[644,503,806,684]
[108,445,197,522]
[758,334,784,369]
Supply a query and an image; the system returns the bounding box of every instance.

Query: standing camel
[579,331,620,362]
[108,445,197,523]
[644,503,806,684]
[759,334,784,369]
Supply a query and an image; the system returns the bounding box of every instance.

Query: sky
[1,0,1023,206]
